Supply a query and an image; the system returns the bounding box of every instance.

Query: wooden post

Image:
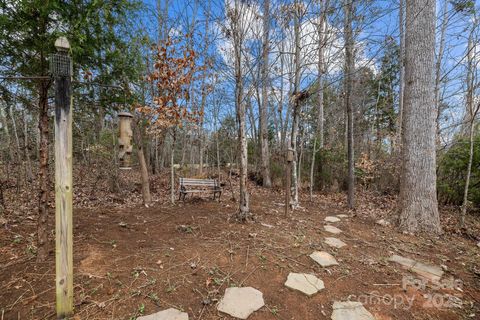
[52,37,73,318]
[285,148,294,216]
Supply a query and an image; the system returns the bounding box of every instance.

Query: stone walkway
[137,212,445,320]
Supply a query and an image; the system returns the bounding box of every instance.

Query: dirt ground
[1,173,480,319]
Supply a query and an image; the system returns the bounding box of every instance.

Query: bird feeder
[118,112,133,169]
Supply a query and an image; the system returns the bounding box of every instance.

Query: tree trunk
[310,0,327,199]
[399,0,441,234]
[461,118,475,228]
[37,80,50,261]
[138,146,151,206]
[396,0,405,151]
[344,0,355,209]
[0,105,13,163]
[260,0,272,187]
[232,0,250,220]
[133,120,152,206]
[434,0,448,147]
[171,131,176,204]
[198,2,210,176]
[9,106,23,187]
[460,24,478,228]
[309,139,317,200]
[289,3,302,209]
[23,109,33,181]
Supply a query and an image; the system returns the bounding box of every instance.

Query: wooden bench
[179,178,222,201]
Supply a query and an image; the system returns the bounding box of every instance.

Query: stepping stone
[336,214,349,218]
[325,237,347,248]
[284,272,325,296]
[376,219,390,227]
[324,225,342,234]
[137,308,188,320]
[325,216,341,223]
[217,287,264,319]
[331,301,375,320]
[310,251,339,267]
[388,254,443,282]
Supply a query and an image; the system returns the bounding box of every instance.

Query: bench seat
[179,178,222,200]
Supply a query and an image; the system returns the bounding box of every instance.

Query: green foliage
[367,38,399,139]
[0,0,146,112]
[315,146,347,191]
[450,0,476,14]
[216,115,237,164]
[438,133,480,206]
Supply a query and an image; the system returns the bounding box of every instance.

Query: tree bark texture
[344,0,355,209]
[399,0,441,234]
[260,0,272,187]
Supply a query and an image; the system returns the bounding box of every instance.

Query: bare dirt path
[1,189,479,319]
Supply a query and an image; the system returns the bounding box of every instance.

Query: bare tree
[310,0,328,199]
[260,0,272,187]
[289,1,302,209]
[434,0,449,146]
[396,0,405,150]
[461,17,479,228]
[230,0,250,220]
[344,0,355,209]
[399,0,441,234]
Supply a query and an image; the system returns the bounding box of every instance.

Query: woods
[1,0,480,319]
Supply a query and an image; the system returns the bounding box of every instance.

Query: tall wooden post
[51,36,73,318]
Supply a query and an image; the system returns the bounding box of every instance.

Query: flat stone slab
[388,254,443,282]
[217,287,264,319]
[310,251,339,267]
[284,272,325,296]
[376,219,390,227]
[325,237,347,248]
[336,214,349,218]
[325,216,341,223]
[331,301,375,320]
[324,225,342,234]
[137,308,188,320]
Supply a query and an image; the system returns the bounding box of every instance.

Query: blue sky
[138,0,476,141]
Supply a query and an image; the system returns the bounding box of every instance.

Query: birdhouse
[118,112,133,169]
[287,148,294,162]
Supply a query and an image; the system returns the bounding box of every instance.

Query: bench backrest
[180,178,218,187]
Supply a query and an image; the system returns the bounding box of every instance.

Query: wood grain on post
[53,38,73,318]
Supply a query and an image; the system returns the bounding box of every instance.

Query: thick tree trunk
[260,0,272,187]
[37,80,50,261]
[344,0,355,209]
[399,0,441,234]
